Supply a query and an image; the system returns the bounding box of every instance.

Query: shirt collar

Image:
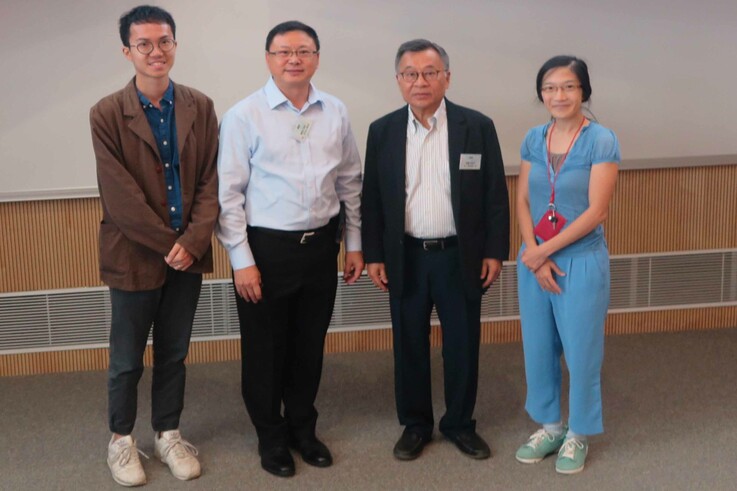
[407,98,446,134]
[264,77,323,111]
[137,80,174,108]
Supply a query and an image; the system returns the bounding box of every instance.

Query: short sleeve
[520,128,536,161]
[591,127,621,165]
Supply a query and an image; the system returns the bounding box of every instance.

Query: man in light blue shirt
[216,20,363,478]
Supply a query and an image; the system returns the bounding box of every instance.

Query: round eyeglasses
[129,38,177,55]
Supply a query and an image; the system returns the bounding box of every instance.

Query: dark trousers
[235,222,339,449]
[389,244,481,438]
[108,268,202,435]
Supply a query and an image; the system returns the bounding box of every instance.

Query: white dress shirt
[216,77,362,269]
[404,99,456,238]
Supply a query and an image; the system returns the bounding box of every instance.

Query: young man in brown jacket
[89,5,218,486]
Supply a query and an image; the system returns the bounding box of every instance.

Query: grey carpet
[2,328,736,490]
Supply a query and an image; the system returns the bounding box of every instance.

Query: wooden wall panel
[605,167,737,254]
[3,307,735,376]
[4,165,734,293]
[1,164,736,376]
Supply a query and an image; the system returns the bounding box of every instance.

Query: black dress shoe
[445,430,491,459]
[291,436,333,467]
[258,445,296,477]
[393,428,431,461]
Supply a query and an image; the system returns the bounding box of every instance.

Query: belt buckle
[423,239,440,251]
[300,231,315,244]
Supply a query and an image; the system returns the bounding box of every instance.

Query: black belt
[405,235,458,251]
[248,216,337,245]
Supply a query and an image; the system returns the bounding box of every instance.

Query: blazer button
[160,201,166,207]
[156,166,163,173]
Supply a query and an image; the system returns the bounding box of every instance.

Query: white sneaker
[107,435,147,487]
[154,430,201,481]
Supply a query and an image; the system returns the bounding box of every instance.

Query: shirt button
[160,118,164,123]
[165,163,170,168]
[163,140,168,146]
[168,185,173,190]
[170,207,176,212]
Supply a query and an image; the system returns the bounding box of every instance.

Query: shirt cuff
[344,229,362,252]
[228,244,256,270]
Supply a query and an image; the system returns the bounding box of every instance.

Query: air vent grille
[1,250,735,353]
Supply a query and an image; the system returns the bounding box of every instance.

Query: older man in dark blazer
[362,39,509,461]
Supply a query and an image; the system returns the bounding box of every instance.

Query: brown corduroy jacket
[90,79,219,291]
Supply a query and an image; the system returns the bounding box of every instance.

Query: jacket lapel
[174,83,196,158]
[174,83,197,196]
[122,79,160,160]
[389,109,408,227]
[387,106,409,209]
[446,99,466,222]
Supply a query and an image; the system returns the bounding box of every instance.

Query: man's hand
[343,251,364,284]
[367,263,389,292]
[480,258,502,288]
[165,243,194,271]
[234,266,263,303]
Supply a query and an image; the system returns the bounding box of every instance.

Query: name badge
[459,153,481,170]
[293,117,313,142]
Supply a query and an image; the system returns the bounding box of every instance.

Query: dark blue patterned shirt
[138,82,182,231]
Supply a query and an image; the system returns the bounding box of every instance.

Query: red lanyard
[545,116,586,204]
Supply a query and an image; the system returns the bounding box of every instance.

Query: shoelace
[114,441,149,466]
[559,438,584,460]
[526,429,553,448]
[160,435,199,460]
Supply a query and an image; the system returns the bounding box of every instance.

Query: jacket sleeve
[482,117,511,260]
[176,96,219,260]
[361,122,385,263]
[90,103,178,256]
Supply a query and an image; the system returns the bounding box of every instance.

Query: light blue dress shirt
[216,78,362,270]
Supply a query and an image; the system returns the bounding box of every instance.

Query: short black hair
[536,55,592,102]
[265,21,320,52]
[394,39,449,72]
[119,5,176,47]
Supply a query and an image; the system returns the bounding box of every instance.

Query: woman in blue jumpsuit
[514,55,620,474]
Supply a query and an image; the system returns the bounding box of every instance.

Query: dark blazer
[90,79,219,291]
[361,99,510,297]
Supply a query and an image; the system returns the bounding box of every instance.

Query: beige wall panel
[5,166,735,292]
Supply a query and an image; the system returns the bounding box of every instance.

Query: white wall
[1,0,735,198]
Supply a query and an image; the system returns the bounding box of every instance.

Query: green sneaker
[555,437,588,474]
[515,428,566,464]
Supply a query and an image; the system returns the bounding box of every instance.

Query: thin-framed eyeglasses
[540,83,581,94]
[129,38,177,55]
[397,69,447,83]
[267,49,319,59]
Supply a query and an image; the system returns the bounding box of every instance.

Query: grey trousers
[108,268,202,435]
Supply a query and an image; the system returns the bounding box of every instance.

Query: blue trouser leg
[518,261,564,426]
[518,247,609,435]
[553,249,609,435]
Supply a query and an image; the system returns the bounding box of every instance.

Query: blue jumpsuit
[518,121,620,435]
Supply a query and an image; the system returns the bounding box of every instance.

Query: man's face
[396,48,450,115]
[265,30,320,91]
[123,22,176,82]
